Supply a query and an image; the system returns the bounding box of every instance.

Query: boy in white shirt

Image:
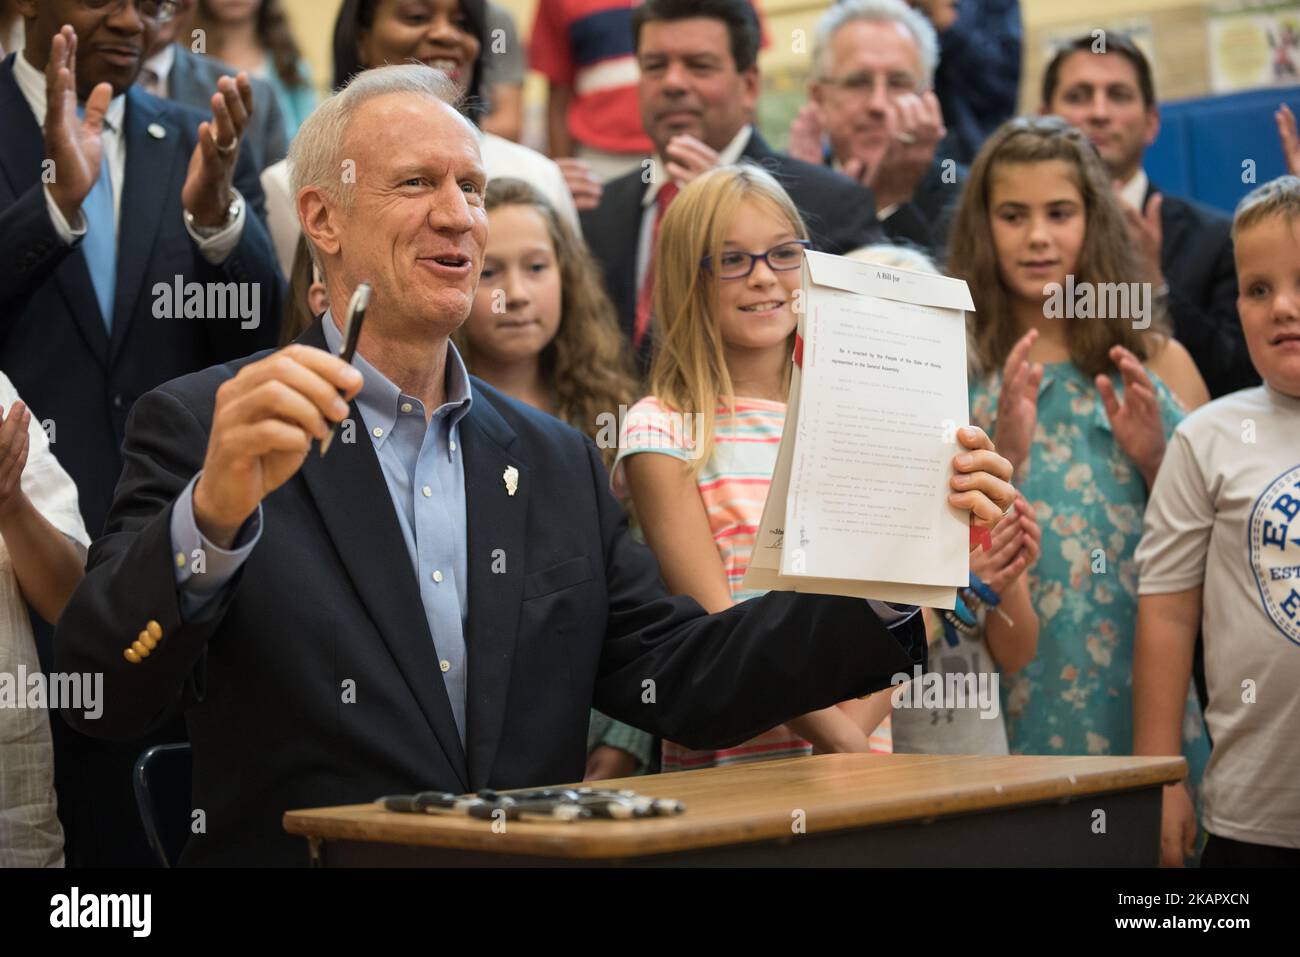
[1135,175,1300,867]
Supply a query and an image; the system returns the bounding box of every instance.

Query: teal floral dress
[969,363,1210,789]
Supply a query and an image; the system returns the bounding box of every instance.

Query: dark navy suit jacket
[55,319,925,866]
[0,52,284,539]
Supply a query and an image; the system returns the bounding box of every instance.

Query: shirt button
[422,486,432,497]
[432,569,443,583]
[401,402,413,413]
[439,659,451,673]
[449,441,457,452]
[372,426,384,438]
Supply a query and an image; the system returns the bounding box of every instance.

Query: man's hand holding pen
[192,346,362,549]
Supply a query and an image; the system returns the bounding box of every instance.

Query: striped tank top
[612,395,891,771]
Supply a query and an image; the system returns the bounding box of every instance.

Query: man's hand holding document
[744,250,1011,610]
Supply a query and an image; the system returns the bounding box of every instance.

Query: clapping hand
[0,401,32,524]
[787,102,825,165]
[1096,345,1167,487]
[844,91,945,211]
[556,157,603,211]
[181,73,255,227]
[662,134,721,186]
[969,495,1040,593]
[1114,180,1165,287]
[992,330,1045,479]
[1277,103,1300,177]
[43,26,113,225]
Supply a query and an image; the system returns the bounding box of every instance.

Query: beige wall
[282,0,343,94]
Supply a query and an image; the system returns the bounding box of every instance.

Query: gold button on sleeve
[124,647,141,664]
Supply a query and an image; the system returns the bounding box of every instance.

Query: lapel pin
[503,465,519,497]
[147,122,166,140]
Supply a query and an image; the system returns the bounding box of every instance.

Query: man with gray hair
[789,0,968,257]
[55,64,1019,865]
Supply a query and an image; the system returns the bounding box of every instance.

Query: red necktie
[633,181,680,348]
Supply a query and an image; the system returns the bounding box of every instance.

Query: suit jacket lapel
[109,87,181,365]
[741,128,777,169]
[167,46,201,104]
[460,390,528,789]
[1148,181,1186,270]
[585,171,645,339]
[294,321,471,789]
[0,57,109,367]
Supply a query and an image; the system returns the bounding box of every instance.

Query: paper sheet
[742,253,975,610]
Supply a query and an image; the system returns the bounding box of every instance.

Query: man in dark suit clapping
[0,0,282,865]
[137,0,288,171]
[579,0,885,370]
[54,64,1019,866]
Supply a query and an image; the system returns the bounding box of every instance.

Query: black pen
[319,281,371,457]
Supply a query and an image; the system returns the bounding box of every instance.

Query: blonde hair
[1233,175,1300,240]
[649,164,809,472]
[947,116,1163,378]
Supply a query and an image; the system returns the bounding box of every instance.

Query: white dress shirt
[139,42,176,99]
[1119,167,1150,213]
[13,48,245,265]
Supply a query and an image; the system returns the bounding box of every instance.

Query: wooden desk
[283,753,1185,866]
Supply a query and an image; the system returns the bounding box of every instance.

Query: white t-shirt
[1136,384,1300,849]
[891,619,1009,756]
[0,372,91,867]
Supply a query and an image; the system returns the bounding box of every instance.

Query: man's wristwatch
[184,192,243,237]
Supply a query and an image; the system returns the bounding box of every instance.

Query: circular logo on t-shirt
[1248,463,1300,647]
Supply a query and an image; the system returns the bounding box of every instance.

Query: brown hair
[649,164,808,472]
[1233,174,1300,240]
[452,178,637,463]
[947,116,1161,378]
[197,0,308,91]
[279,234,322,347]
[1041,33,1155,110]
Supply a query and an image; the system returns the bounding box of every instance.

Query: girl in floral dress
[945,118,1212,855]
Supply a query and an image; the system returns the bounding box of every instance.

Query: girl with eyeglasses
[612,164,897,770]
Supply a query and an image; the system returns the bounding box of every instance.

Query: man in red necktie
[579,0,884,372]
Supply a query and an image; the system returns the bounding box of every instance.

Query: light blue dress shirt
[169,312,475,742]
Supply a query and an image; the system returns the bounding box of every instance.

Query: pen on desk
[319,281,371,457]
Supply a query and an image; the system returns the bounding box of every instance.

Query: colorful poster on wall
[1210,0,1300,91]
